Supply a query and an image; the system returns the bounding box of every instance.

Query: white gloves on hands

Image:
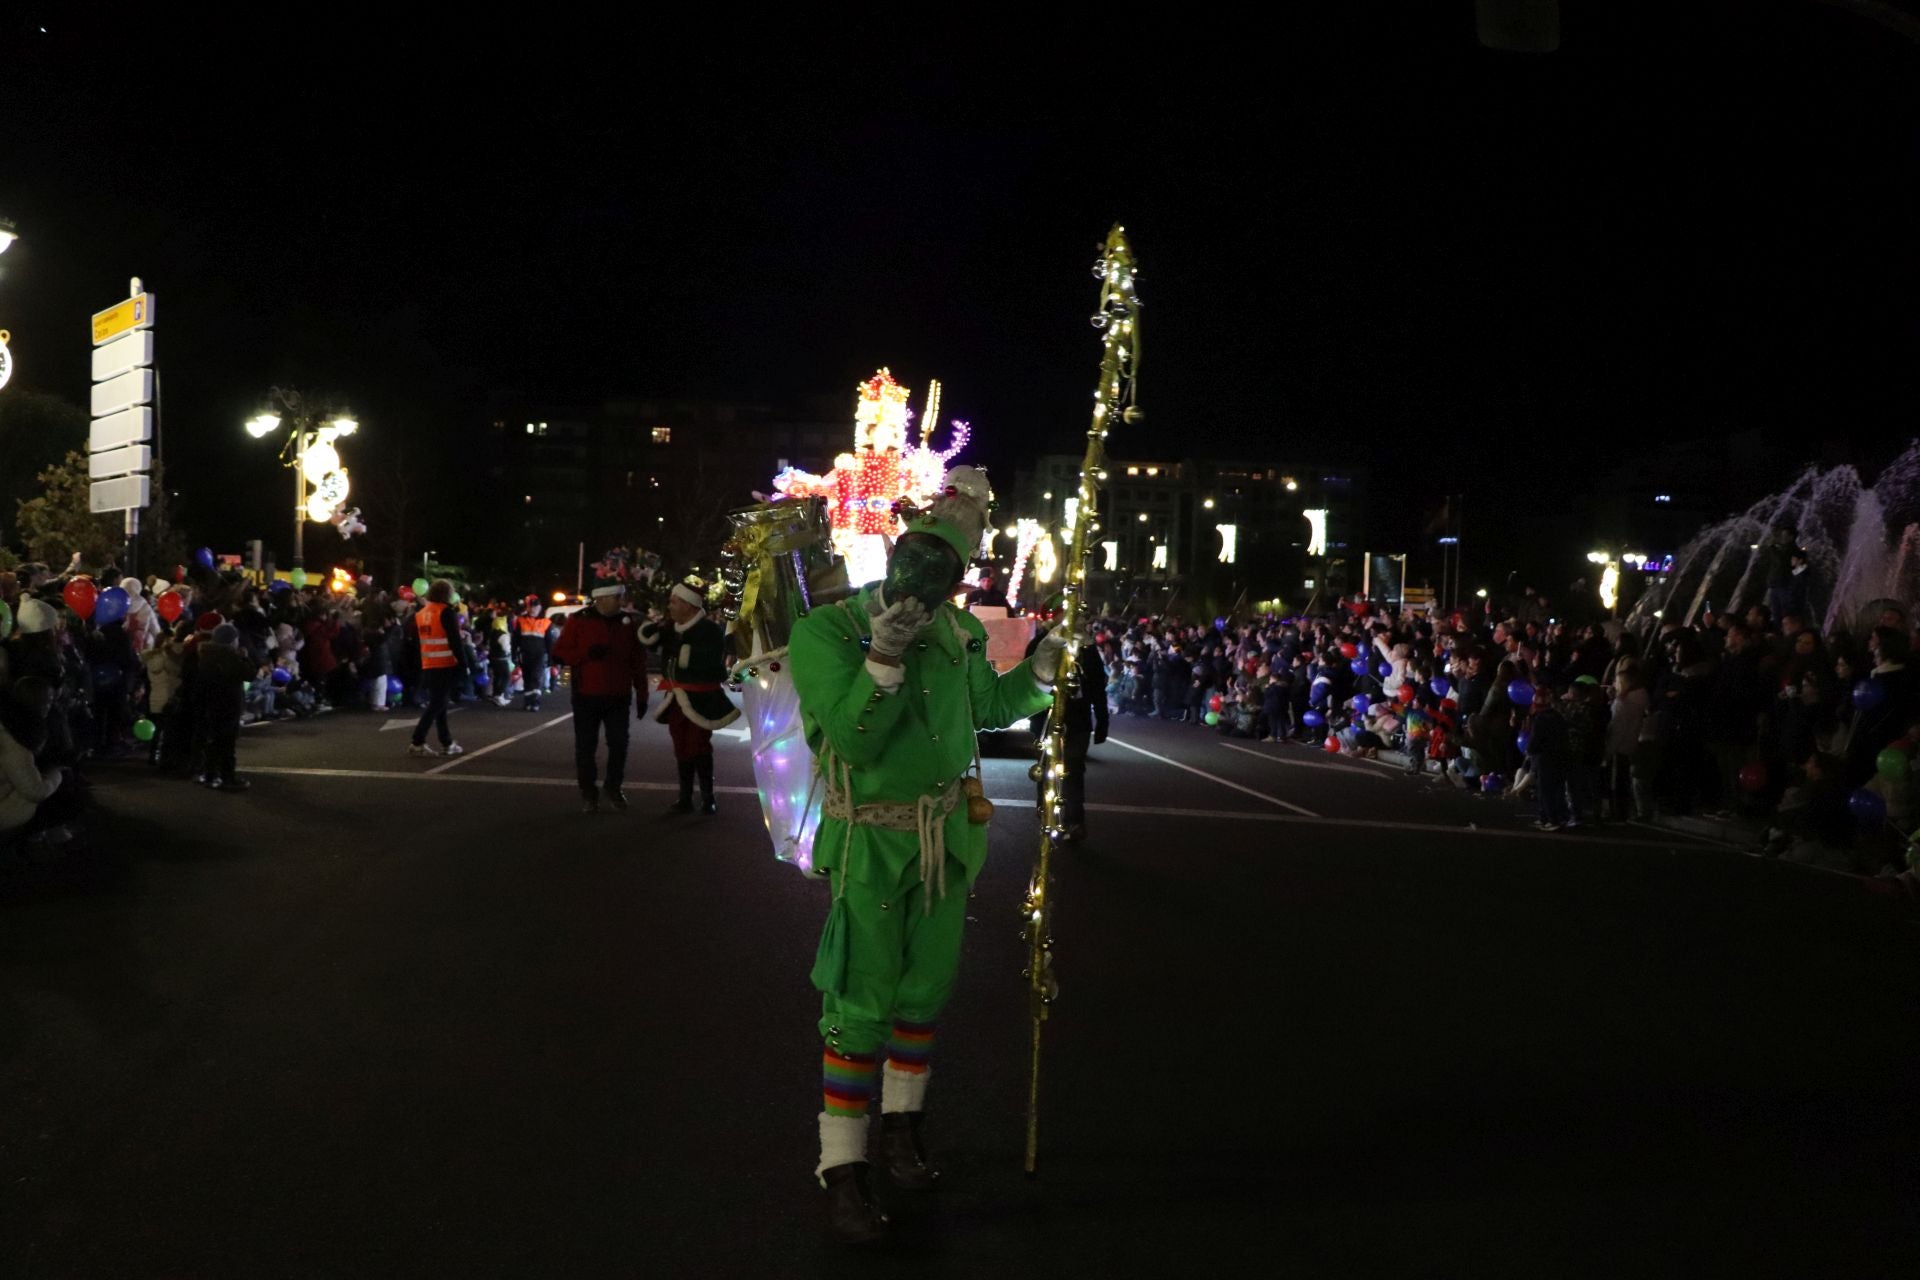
[1032,624,1072,685]
[867,594,932,659]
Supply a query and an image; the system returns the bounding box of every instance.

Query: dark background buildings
[1,6,1915,605]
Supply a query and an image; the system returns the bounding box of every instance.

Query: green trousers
[818,856,970,1057]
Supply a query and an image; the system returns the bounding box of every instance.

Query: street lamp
[244,387,360,568]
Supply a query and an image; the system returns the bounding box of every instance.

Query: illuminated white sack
[741,653,822,873]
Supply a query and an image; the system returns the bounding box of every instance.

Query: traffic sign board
[89,444,152,479]
[90,368,153,417]
[91,293,155,346]
[88,474,151,514]
[89,406,153,451]
[91,330,155,381]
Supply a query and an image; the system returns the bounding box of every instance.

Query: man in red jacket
[551,578,650,813]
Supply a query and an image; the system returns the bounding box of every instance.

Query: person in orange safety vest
[406,580,472,758]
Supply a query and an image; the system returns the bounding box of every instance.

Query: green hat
[905,465,992,564]
[1573,674,1599,686]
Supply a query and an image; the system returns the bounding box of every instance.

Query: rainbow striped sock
[822,1048,878,1119]
[885,1020,936,1075]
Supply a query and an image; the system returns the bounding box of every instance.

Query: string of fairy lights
[1024,225,1142,1173]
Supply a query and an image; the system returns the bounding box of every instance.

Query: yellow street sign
[91,293,155,346]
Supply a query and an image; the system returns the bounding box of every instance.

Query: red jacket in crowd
[551,606,650,701]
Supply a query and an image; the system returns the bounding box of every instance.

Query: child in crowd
[193,624,252,792]
[1526,682,1575,830]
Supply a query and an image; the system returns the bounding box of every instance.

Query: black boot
[821,1162,889,1244]
[668,760,694,814]
[696,753,717,815]
[878,1112,938,1191]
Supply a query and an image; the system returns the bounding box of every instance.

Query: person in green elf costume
[787,465,1069,1244]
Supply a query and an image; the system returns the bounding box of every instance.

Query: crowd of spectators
[1093,589,1920,879]
[1,558,562,852]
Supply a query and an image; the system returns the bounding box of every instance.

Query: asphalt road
[4,693,1917,1276]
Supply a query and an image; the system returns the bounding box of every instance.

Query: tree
[14,451,122,569]
[0,390,87,548]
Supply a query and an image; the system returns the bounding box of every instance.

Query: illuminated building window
[651,427,672,444]
[1126,466,1140,476]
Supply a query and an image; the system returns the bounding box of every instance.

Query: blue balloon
[270,666,293,686]
[268,578,292,593]
[1480,773,1505,793]
[1302,709,1326,728]
[1378,662,1393,679]
[194,546,215,569]
[475,671,491,689]
[1431,676,1451,699]
[1516,730,1532,754]
[1349,657,1369,677]
[1350,694,1371,715]
[1508,680,1535,706]
[1853,679,1886,711]
[1849,787,1887,826]
[93,585,130,626]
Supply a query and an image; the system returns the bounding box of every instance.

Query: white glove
[1032,624,1072,685]
[867,595,931,659]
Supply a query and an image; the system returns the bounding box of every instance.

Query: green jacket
[788,588,1054,894]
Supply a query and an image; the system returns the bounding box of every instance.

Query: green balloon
[1204,711,1221,726]
[413,577,430,595]
[132,718,156,743]
[0,599,11,640]
[289,568,308,589]
[450,590,462,604]
[1876,746,1909,781]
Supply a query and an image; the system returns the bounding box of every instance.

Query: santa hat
[590,580,626,600]
[196,611,225,632]
[904,465,993,564]
[671,582,705,610]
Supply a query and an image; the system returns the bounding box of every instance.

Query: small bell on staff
[962,775,994,824]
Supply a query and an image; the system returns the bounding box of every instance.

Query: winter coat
[639,613,738,730]
[194,642,253,718]
[551,607,650,701]
[0,719,61,837]
[142,641,187,710]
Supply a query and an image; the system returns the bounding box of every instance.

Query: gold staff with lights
[1022,225,1142,1174]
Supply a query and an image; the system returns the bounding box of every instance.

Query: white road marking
[235,767,1675,844]
[1217,740,1387,778]
[248,766,761,794]
[425,713,574,775]
[379,706,466,731]
[1104,735,1320,817]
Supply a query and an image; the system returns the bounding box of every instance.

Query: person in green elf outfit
[787,466,1069,1244]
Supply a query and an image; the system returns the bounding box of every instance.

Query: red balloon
[397,585,417,602]
[63,577,97,619]
[1339,642,1359,660]
[1208,695,1223,712]
[1738,762,1768,793]
[1441,696,1458,711]
[1396,684,1416,705]
[1323,735,1342,753]
[155,590,184,622]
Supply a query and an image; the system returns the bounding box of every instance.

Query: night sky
[3,5,1916,587]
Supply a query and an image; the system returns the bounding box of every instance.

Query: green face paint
[884,535,961,610]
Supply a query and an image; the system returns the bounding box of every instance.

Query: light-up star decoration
[771,368,972,587]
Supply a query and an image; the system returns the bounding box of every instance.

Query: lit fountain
[1627,441,1920,636]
